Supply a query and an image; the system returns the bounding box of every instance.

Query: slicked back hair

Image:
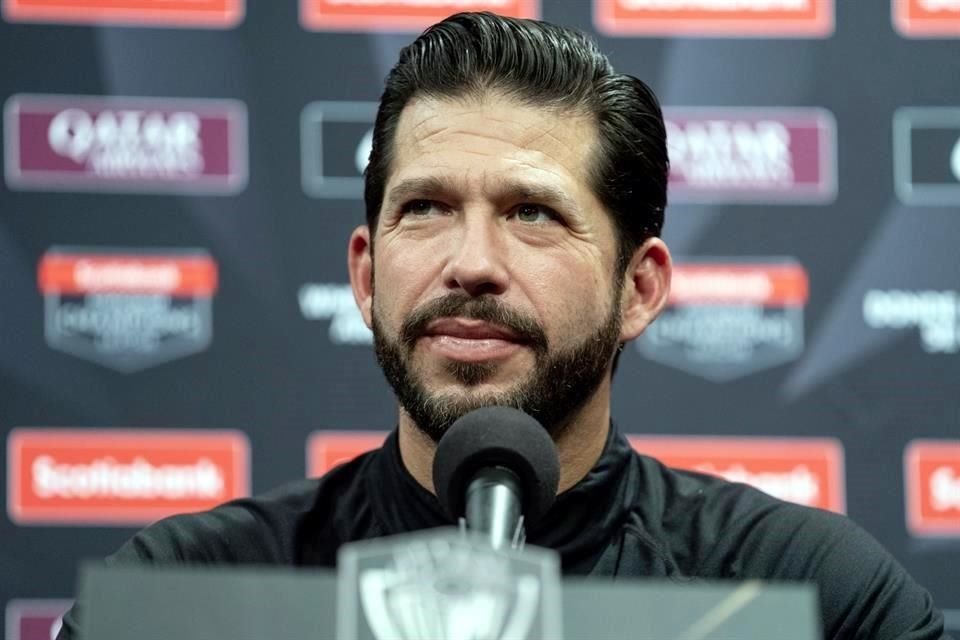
[364,11,668,272]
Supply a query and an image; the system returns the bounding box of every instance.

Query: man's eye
[515,204,558,224]
[400,200,439,216]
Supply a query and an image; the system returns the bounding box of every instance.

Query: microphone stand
[459,466,527,550]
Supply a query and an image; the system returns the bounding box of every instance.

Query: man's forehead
[395,92,594,149]
[387,93,599,188]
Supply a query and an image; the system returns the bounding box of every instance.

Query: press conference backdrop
[2,1,960,637]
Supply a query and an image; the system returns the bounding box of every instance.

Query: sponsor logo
[300,0,539,32]
[905,440,960,536]
[666,108,837,203]
[301,101,377,199]
[299,283,372,345]
[5,600,72,640]
[629,436,845,512]
[307,431,387,476]
[7,429,249,526]
[4,94,247,194]
[894,0,960,36]
[1,0,243,27]
[636,260,808,381]
[863,289,960,353]
[595,0,834,37]
[893,108,960,204]
[38,247,218,372]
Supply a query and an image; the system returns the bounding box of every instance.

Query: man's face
[366,93,625,441]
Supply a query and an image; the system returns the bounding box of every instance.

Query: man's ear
[348,225,374,329]
[619,237,672,342]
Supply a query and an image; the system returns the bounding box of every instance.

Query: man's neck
[397,382,613,496]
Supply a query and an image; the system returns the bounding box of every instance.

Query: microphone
[432,406,560,549]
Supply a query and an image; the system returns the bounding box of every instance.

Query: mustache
[400,293,548,354]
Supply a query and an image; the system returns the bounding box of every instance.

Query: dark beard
[372,290,622,442]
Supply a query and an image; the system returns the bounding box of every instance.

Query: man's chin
[421,378,527,400]
[413,370,535,407]
[399,384,531,443]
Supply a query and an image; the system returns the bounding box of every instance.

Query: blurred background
[1,1,958,636]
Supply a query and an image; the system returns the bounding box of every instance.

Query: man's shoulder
[631,453,948,639]
[109,450,378,566]
[636,451,816,519]
[55,450,381,640]
[632,452,869,573]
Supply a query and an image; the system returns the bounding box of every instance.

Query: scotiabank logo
[637,260,808,381]
[1,0,243,27]
[307,431,387,476]
[595,0,833,37]
[7,429,249,525]
[666,108,837,204]
[4,94,247,194]
[38,247,219,372]
[630,436,845,512]
[300,0,539,31]
[905,440,960,536]
[894,0,960,37]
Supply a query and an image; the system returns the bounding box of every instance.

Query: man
[59,12,950,640]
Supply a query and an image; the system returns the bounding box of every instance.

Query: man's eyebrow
[503,183,580,213]
[385,177,448,207]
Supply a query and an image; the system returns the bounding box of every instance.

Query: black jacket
[59,425,950,639]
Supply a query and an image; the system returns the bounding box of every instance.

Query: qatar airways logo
[894,0,960,37]
[4,95,247,194]
[7,429,249,526]
[595,0,834,37]
[300,0,539,31]
[665,108,836,203]
[630,436,845,512]
[47,109,203,174]
[905,441,960,536]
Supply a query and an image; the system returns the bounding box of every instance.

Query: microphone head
[432,406,560,528]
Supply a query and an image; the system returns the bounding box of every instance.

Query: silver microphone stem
[464,466,524,550]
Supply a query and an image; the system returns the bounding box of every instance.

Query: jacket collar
[367,421,636,573]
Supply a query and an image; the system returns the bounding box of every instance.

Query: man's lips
[423,318,524,341]
[420,318,527,362]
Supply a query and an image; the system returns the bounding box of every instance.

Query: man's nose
[440,215,509,297]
